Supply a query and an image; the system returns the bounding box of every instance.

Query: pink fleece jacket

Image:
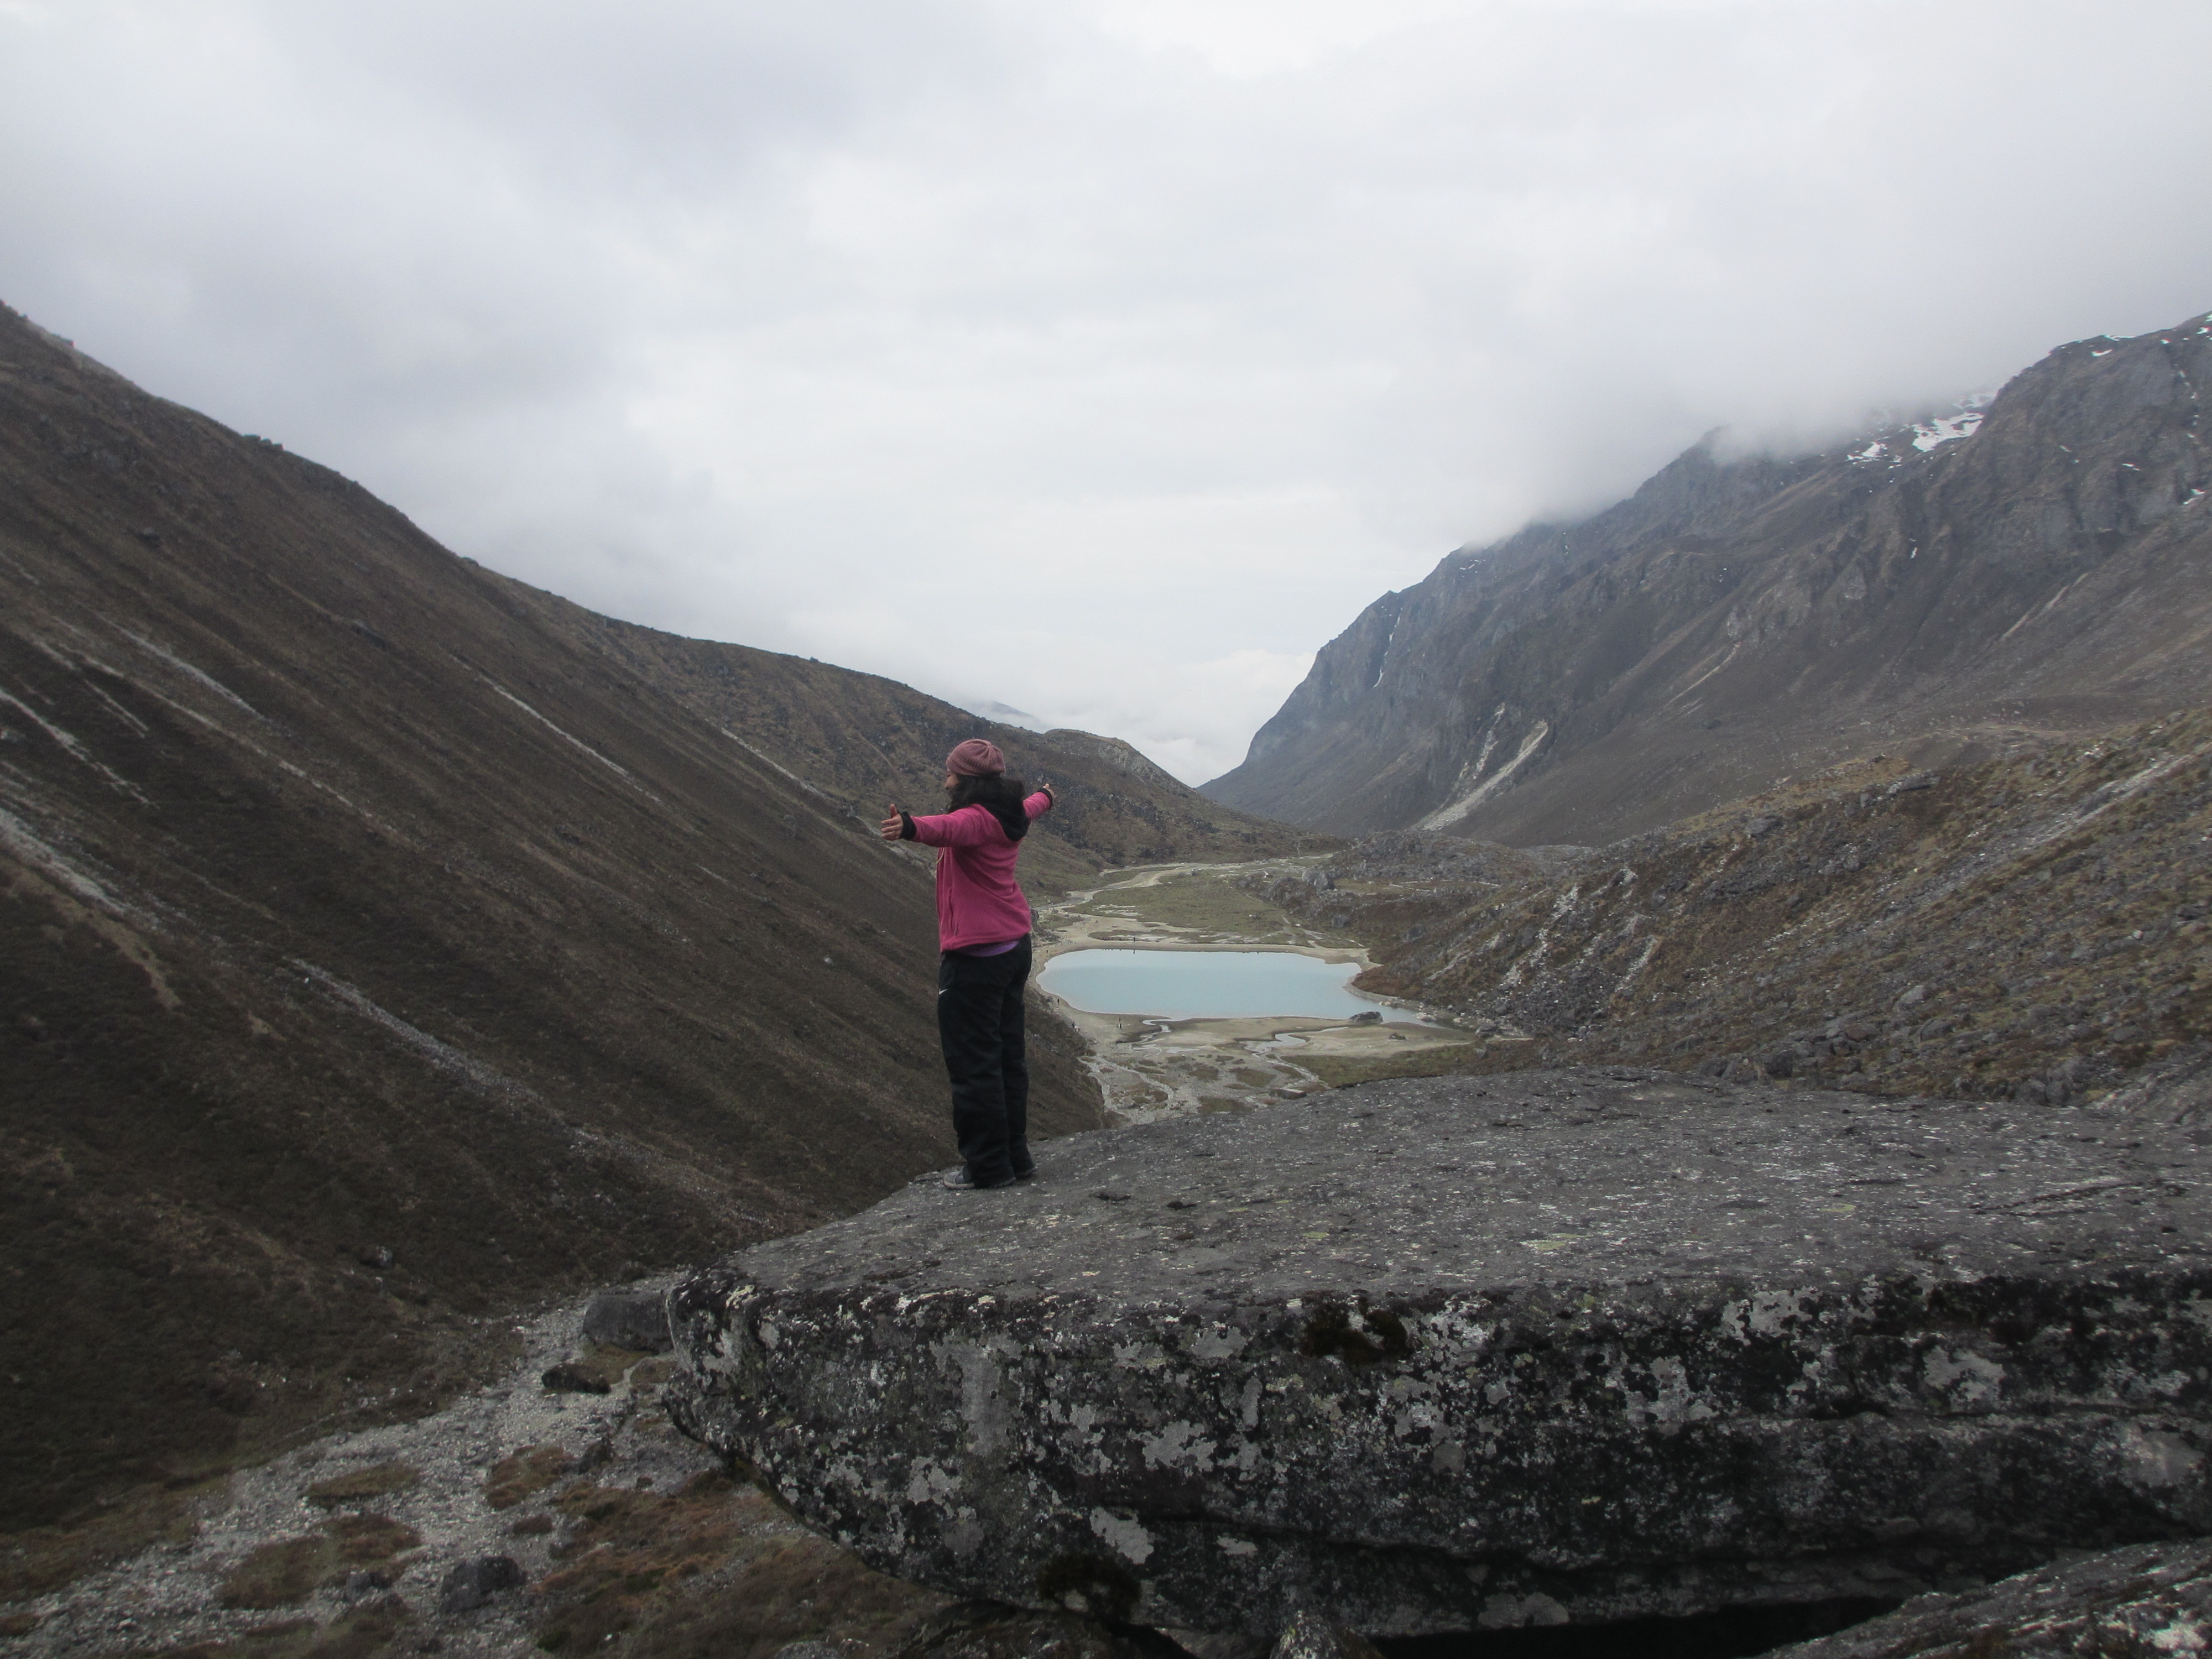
[907,791,1053,951]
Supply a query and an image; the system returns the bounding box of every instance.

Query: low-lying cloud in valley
[4,0,2209,780]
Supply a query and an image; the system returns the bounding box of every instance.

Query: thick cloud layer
[6,0,2209,781]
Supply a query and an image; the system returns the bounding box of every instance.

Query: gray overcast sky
[6,1,2210,781]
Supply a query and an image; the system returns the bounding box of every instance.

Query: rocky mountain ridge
[1205,311,2212,847]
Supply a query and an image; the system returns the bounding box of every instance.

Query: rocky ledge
[1764,1537,2212,1659]
[667,1067,2212,1638]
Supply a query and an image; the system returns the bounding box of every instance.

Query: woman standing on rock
[880,740,1056,1190]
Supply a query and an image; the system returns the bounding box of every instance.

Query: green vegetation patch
[536,1472,758,1650]
[574,1344,651,1389]
[1299,1043,1480,1091]
[1017,834,1101,900]
[541,1342,649,1396]
[629,1356,679,1390]
[617,1533,946,1659]
[1065,867,1335,942]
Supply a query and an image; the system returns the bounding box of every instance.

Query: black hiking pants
[937,937,1032,1184]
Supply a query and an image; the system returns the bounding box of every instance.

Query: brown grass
[485,1444,576,1511]
[324,1513,419,1564]
[530,1472,947,1657]
[139,1603,410,1659]
[0,1480,207,1603]
[1303,712,2212,1105]
[304,1462,417,1509]
[218,1537,328,1610]
[620,1534,948,1659]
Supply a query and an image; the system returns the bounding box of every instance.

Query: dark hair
[946,770,1031,839]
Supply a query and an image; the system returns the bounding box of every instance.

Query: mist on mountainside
[10,4,2212,784]
[1207,310,2212,847]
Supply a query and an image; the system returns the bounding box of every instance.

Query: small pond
[1037,947,1417,1021]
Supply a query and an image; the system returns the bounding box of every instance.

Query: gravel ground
[7,1280,782,1657]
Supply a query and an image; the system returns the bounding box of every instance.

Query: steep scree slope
[1206,311,2212,845]
[1281,712,2212,1105]
[0,305,1109,1528]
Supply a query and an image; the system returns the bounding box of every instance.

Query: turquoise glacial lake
[1036,947,1412,1020]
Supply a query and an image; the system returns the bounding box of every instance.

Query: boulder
[439,1553,524,1613]
[1761,1537,2212,1659]
[583,1285,675,1353]
[668,1068,2212,1637]
[540,1360,612,1395]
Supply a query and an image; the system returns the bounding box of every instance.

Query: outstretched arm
[907,805,1009,846]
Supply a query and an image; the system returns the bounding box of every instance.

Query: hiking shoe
[1011,1165,1036,1182]
[942,1167,1016,1191]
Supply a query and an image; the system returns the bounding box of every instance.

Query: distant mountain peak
[1204,307,2212,846]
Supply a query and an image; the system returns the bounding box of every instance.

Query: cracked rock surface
[669,1067,2212,1637]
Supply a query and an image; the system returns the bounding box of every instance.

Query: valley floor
[1031,861,1498,1120]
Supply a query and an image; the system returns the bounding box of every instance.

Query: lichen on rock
[669,1068,2212,1637]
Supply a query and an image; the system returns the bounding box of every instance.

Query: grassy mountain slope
[0,305,1117,1530]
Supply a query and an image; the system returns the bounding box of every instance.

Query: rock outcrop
[582,1286,676,1354]
[669,1069,2212,1638]
[1763,1537,2212,1659]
